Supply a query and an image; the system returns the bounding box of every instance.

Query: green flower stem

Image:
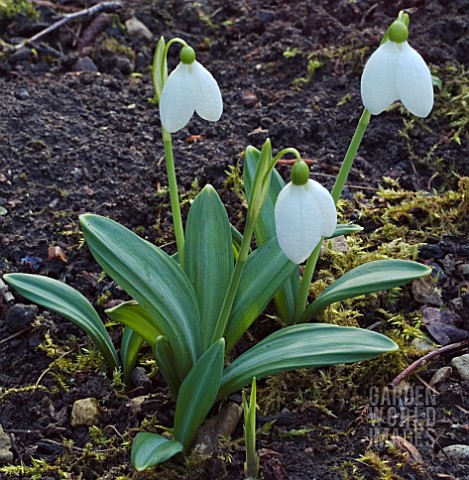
[210,213,255,345]
[295,108,371,321]
[271,147,302,167]
[162,127,185,268]
[295,239,322,322]
[331,109,371,204]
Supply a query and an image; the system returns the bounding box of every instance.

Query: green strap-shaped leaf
[218,324,398,400]
[243,146,300,323]
[121,327,144,386]
[301,259,432,323]
[3,273,119,371]
[174,338,225,450]
[225,237,296,352]
[154,335,182,397]
[106,300,161,346]
[184,186,234,349]
[80,213,202,380]
[131,432,183,471]
[329,223,363,238]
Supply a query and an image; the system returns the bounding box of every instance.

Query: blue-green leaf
[106,300,161,346]
[225,237,296,352]
[131,432,183,471]
[184,186,233,349]
[301,259,431,322]
[3,273,119,370]
[174,338,225,450]
[329,223,363,238]
[154,335,182,397]
[121,327,144,386]
[80,214,202,380]
[218,324,397,400]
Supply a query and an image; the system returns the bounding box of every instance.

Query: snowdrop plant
[151,37,223,267]
[4,11,433,472]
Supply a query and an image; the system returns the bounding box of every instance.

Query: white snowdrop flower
[361,20,433,118]
[275,161,337,264]
[159,46,223,133]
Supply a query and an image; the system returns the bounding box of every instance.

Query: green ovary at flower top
[274,160,337,264]
[159,45,223,133]
[361,19,434,117]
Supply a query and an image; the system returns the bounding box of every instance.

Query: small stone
[422,307,468,345]
[0,425,13,464]
[457,263,469,275]
[449,297,463,312]
[410,337,435,352]
[195,402,242,452]
[9,48,31,63]
[48,198,59,209]
[451,354,469,381]
[5,303,39,332]
[70,398,100,427]
[125,17,153,40]
[71,167,84,181]
[418,243,444,259]
[131,367,152,393]
[15,89,30,101]
[438,444,469,463]
[331,236,349,253]
[72,56,98,73]
[429,367,452,387]
[116,56,134,75]
[412,277,443,306]
[129,395,149,414]
[242,91,258,106]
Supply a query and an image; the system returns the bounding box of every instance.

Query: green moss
[357,451,399,480]
[0,0,38,21]
[284,43,369,91]
[100,37,136,61]
[432,63,469,144]
[291,59,323,88]
[38,332,107,391]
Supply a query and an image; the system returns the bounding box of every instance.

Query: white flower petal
[191,61,223,122]
[395,42,433,118]
[361,41,400,115]
[275,182,326,264]
[159,63,196,133]
[305,180,337,237]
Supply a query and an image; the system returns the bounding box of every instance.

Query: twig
[389,338,469,388]
[35,349,75,386]
[11,1,123,52]
[77,13,112,53]
[277,159,316,166]
[0,326,32,346]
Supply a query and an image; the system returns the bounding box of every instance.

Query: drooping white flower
[361,21,433,118]
[275,174,337,265]
[159,46,223,133]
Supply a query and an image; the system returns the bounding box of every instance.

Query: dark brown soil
[1,1,468,479]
